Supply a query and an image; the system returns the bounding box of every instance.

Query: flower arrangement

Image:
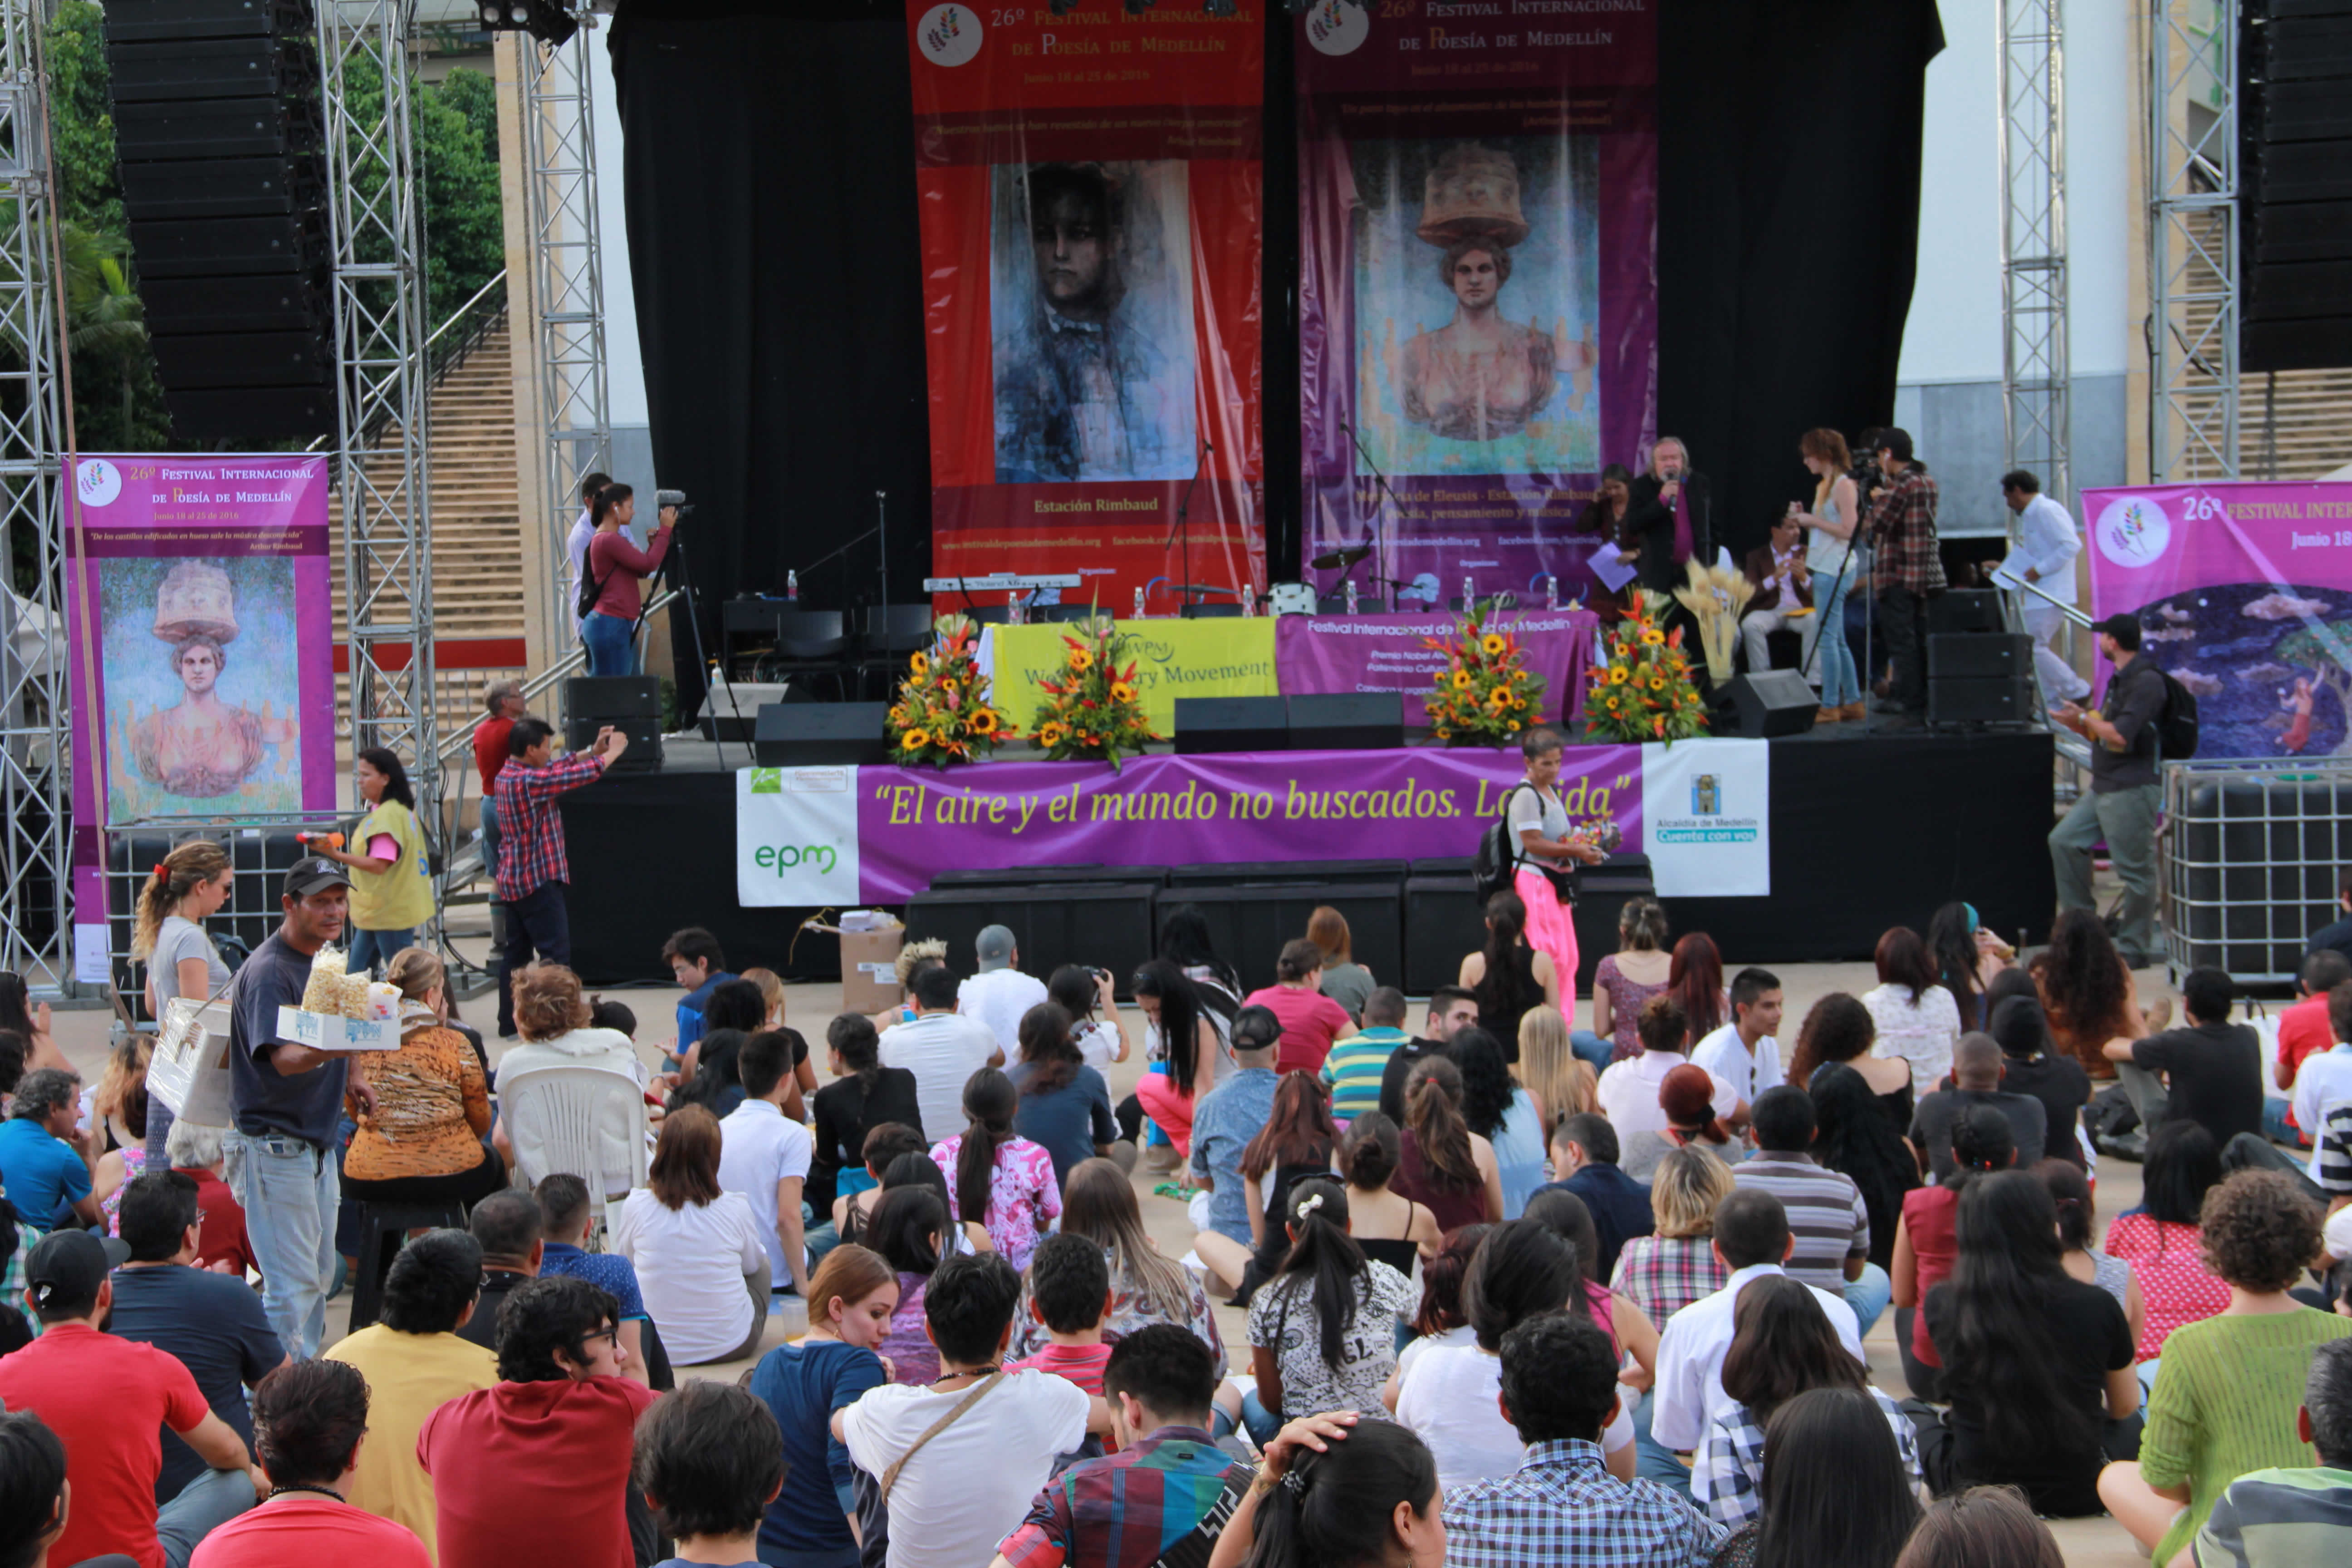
[886,613,1010,768]
[1671,557,1755,683]
[1421,602,1548,745]
[1578,594,1710,742]
[1032,615,1156,768]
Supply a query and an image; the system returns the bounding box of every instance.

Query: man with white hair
[1625,436,1716,594]
[166,1119,257,1278]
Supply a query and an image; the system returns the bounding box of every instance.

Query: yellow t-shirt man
[324,1323,499,1556]
[348,798,435,932]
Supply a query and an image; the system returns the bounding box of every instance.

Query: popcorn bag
[279,946,397,1052]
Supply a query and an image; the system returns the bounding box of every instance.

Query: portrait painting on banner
[990,157,1199,485]
[100,554,302,821]
[1352,137,1601,478]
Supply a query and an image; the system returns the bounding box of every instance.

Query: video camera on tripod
[654,488,695,517]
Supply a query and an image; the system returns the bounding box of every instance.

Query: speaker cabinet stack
[1927,632,2035,727]
[2242,0,2352,372]
[103,0,333,442]
[563,676,663,772]
[752,703,892,766]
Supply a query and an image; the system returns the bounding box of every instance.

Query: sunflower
[1110,682,1136,703]
[901,728,931,750]
[1508,719,1522,731]
[1037,721,1067,747]
[970,710,999,735]
[1640,628,1664,646]
[1488,689,1512,711]
[1433,726,1452,741]
[1605,696,1621,712]
[1608,667,1629,686]
[1451,670,1473,690]
[908,652,930,676]
[1068,649,1094,673]
[1648,677,1666,692]
[1480,632,1506,657]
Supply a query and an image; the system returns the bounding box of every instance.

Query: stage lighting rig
[476,0,579,44]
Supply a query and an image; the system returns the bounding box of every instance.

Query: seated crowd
[9,862,2352,1568]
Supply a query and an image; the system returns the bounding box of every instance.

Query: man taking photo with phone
[494,718,628,1037]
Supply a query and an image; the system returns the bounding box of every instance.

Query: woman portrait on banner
[1505,725,1611,1010]
[1794,427,1866,723]
[579,483,676,676]
[125,562,295,799]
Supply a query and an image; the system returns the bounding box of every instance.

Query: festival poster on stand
[2081,481,2352,760]
[908,1,1266,614]
[1295,0,1656,607]
[63,455,340,976]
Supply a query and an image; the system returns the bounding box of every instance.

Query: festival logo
[914,4,982,68]
[1305,0,1368,56]
[1690,774,1720,815]
[74,458,122,510]
[2095,495,2173,568]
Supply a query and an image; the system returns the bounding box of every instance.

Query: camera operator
[579,483,677,677]
[1863,427,1946,717]
[491,717,630,1038]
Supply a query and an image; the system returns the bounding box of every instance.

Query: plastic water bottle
[786,570,799,603]
[1462,576,1474,611]
[1546,575,1559,611]
[1241,590,1255,618]
[1009,591,1024,626]
[1133,587,1146,619]
[1344,579,1358,615]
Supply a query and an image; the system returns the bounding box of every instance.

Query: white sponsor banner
[735,765,862,906]
[1641,739,1770,897]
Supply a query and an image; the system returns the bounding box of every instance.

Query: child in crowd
[633,1381,785,1568]
[1013,1231,1117,1396]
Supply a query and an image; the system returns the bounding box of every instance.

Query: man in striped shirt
[1729,1086,1886,1335]
[1320,987,1411,1122]
[2194,1339,2352,1568]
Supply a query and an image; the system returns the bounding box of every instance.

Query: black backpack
[2154,665,2200,760]
[1472,784,1536,901]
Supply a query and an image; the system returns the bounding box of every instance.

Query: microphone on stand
[1338,419,1406,606]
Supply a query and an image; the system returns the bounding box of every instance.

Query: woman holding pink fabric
[1501,726,1609,1022]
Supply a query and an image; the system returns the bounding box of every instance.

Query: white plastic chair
[496,1062,650,1216]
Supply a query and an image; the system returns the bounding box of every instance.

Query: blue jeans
[2261,1098,2310,1150]
[1805,566,1862,705]
[479,794,502,887]
[581,610,637,676]
[224,1130,340,1360]
[1241,1388,1284,1446]
[1569,1029,1615,1073]
[1631,1389,1693,1497]
[346,926,414,977]
[157,1465,257,1568]
[1843,1262,1892,1338]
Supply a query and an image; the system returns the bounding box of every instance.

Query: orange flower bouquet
[1421,602,1547,745]
[1578,594,1709,742]
[887,613,1012,768]
[1031,615,1156,768]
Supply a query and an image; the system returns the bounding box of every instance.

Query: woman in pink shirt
[579,483,676,676]
[1244,938,1355,1075]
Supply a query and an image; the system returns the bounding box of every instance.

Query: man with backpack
[2050,613,2171,967]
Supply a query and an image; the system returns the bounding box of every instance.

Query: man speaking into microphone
[1623,435,1715,593]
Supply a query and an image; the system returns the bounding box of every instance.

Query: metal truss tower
[1999,0,2071,507]
[0,2,67,987]
[2146,0,2239,481]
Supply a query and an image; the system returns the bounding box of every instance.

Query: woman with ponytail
[131,839,235,1158]
[579,482,676,676]
[1242,1177,1416,1445]
[1131,960,1225,1160]
[1458,889,1555,1050]
[1206,1414,1441,1568]
[1391,1055,1504,1230]
[929,1066,1058,1270]
[1891,1103,2016,1400]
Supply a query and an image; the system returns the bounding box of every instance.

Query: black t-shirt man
[1910,1088,2048,1182]
[2130,1019,2265,1147]
[109,1262,285,1501]
[1997,1051,2093,1166]
[227,859,362,1149]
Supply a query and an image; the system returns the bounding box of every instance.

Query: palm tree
[59,221,150,442]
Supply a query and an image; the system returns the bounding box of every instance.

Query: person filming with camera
[579,483,676,676]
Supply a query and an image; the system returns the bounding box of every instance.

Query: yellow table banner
[985,618,1278,734]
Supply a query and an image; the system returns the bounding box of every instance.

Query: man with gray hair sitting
[163,1119,258,1278]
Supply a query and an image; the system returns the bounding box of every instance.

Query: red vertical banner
[908,3,1266,614]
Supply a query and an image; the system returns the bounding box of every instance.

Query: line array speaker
[103,0,333,442]
[2242,0,2352,371]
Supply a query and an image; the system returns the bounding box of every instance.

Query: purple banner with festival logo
[2082,481,2352,760]
[64,455,340,975]
[849,744,1638,902]
[1276,608,1596,713]
[1294,0,1656,608]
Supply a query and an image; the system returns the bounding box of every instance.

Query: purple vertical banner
[64,456,339,963]
[1295,0,1657,607]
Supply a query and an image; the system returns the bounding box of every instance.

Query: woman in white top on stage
[1794,427,1864,721]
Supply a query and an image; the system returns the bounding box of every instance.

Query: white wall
[593,40,648,428]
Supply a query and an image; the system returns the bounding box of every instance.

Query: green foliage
[47,3,122,232]
[417,68,505,326]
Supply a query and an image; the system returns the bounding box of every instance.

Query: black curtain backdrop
[610,0,1942,653]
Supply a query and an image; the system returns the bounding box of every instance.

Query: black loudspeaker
[105,0,333,443]
[1928,677,2035,726]
[752,703,891,766]
[1174,696,1289,754]
[2242,0,2352,370]
[1927,589,2003,635]
[1287,692,1405,750]
[1928,632,2033,679]
[1716,670,1819,738]
[1167,859,1408,887]
[1159,885,1403,994]
[1403,872,1485,993]
[905,883,1160,996]
[562,675,662,771]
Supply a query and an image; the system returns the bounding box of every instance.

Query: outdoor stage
[557,725,2057,989]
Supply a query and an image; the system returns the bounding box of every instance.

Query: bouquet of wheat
[1671,559,1754,683]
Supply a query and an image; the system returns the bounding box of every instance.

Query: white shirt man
[1596,1051,1739,1139]
[2293,1039,2352,1182]
[1690,972,1786,1103]
[956,924,1049,1061]
[716,1048,814,1293]
[1998,476,2088,701]
[883,968,1005,1142]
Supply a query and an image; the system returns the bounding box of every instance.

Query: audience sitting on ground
[1048,963,1131,1071]
[1583,896,1674,1066]
[1006,1001,1121,1189]
[1987,993,2091,1166]
[1460,890,1558,1049]
[1013,1157,1225,1362]
[1601,995,1746,1179]
[2106,1119,2232,1362]
[2282,978,2352,1173]
[532,1174,655,1387]
[1186,1005,1284,1293]
[1395,1224,1489,1378]
[1929,900,2003,1034]
[809,1013,926,1226]
[1919,1169,2139,1516]
[1377,986,1477,1126]
[1712,1385,1926,1568]
[163,1119,257,1279]
[869,1182,958,1385]
[1392,1054,1505,1230]
[0,1229,259,1568]
[2035,906,2151,1081]
[1307,906,1376,1024]
[343,950,504,1223]
[1009,1231,1117,1399]
[1204,1410,1438,1568]
[871,939,946,1032]
[1895,1485,2067,1568]
[1788,990,1914,1134]
[1893,1104,2017,1401]
[2274,951,2352,1142]
[2190,1337,2352,1565]
[831,1122,929,1251]
[1540,1111,1655,1279]
[107,1171,286,1509]
[1519,1186,1661,1451]
[880,964,1004,1155]
[1222,1070,1343,1302]
[1734,1084,1889,1336]
[1911,1032,2048,1182]
[90,1039,151,1231]
[1327,1112,1440,1278]
[959,925,1050,1064]
[838,1251,1093,1568]
[613,1103,770,1366]
[0,1069,98,1231]
[632,1381,784,1568]
[1668,932,1731,1054]
[660,926,735,1068]
[324,1230,495,1555]
[1245,939,1356,1077]
[1451,1026,1548,1217]
[1691,967,1785,1106]
[749,1243,894,1565]
[452,1190,543,1353]
[2035,1157,2148,1352]
[1241,1176,1416,1445]
[1131,960,1227,1165]
[934,1066,1060,1272]
[191,1358,431,1567]
[1517,1003,1597,1135]
[0,1409,77,1568]
[1863,926,1965,1104]
[2107,966,2265,1155]
[2099,1170,2352,1560]
[1622,1058,1744,1183]
[1808,1060,1920,1274]
[419,1274,654,1568]
[1321,986,1412,1122]
[716,1026,814,1297]
[1609,1143,1733,1326]
[1156,904,1244,1020]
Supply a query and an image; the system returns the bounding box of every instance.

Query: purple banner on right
[1294,0,1657,608]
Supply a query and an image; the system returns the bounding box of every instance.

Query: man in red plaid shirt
[1865,428,1946,715]
[493,715,628,1035]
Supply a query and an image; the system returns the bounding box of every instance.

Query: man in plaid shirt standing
[493,715,628,1036]
[1865,428,1946,715]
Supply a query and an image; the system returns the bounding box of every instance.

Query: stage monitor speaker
[1287,692,1405,750]
[752,702,891,766]
[1173,696,1288,754]
[1716,670,1819,738]
[1403,874,1485,993]
[1927,589,2004,635]
[1929,632,2033,680]
[563,676,662,771]
[906,883,1160,1000]
[2241,0,2352,370]
[1166,859,1408,887]
[1927,676,2035,727]
[1161,885,1402,994]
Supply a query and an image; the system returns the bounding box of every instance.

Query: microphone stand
[647,518,739,768]
[1338,419,1404,609]
[1162,440,1211,612]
